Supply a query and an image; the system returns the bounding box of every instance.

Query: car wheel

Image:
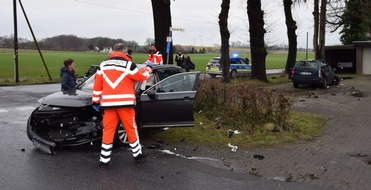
[230,70,237,78]
[321,78,328,89]
[293,82,299,88]
[114,123,129,146]
[332,75,340,85]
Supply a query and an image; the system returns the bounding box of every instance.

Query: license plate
[300,72,311,75]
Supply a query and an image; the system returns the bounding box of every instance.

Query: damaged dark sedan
[27,64,201,154]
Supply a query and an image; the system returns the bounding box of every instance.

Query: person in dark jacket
[183,54,195,72]
[60,58,77,94]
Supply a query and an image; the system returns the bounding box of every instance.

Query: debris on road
[253,154,265,160]
[227,143,238,152]
[227,129,233,138]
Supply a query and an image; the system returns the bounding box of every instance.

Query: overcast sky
[0,0,342,48]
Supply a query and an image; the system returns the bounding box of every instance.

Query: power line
[74,0,151,15]
[74,0,211,24]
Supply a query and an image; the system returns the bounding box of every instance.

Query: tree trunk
[283,0,297,76]
[318,0,327,60]
[219,0,231,82]
[151,0,173,64]
[247,0,268,82]
[313,0,320,59]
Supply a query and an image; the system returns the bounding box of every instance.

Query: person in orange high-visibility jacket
[92,43,153,167]
[146,45,163,65]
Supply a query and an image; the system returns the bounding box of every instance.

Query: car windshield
[78,75,95,90]
[296,61,318,69]
[77,64,148,91]
[209,58,220,64]
[77,64,184,91]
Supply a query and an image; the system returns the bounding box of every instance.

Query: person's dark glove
[146,60,154,68]
[93,104,100,112]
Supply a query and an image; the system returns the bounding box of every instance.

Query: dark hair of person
[63,58,74,68]
[128,49,133,55]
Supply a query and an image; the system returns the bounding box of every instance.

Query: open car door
[137,72,201,128]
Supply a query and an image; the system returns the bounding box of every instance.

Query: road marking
[16,106,36,111]
[0,106,35,113]
[158,149,219,162]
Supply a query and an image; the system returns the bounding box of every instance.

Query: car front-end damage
[27,103,103,154]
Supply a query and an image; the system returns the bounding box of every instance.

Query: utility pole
[18,0,52,81]
[199,34,204,46]
[306,32,308,59]
[13,0,19,83]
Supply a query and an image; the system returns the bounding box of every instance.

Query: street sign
[170,27,185,32]
[166,36,172,42]
[166,42,171,54]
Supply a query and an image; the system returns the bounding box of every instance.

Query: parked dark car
[27,64,201,154]
[291,60,340,89]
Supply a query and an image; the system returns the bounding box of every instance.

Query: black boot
[134,148,149,163]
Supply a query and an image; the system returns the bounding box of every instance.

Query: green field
[0,48,314,85]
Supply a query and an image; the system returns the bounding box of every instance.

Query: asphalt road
[0,83,331,190]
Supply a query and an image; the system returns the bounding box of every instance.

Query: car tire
[230,70,237,78]
[293,82,299,88]
[332,75,340,85]
[114,123,129,146]
[321,78,328,89]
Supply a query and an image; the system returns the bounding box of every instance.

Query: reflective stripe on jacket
[92,52,152,108]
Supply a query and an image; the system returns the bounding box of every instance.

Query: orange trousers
[102,107,139,144]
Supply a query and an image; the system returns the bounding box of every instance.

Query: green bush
[194,78,294,132]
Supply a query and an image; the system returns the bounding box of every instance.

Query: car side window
[231,58,242,65]
[145,72,198,93]
[156,69,182,81]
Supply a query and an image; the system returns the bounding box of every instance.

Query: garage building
[325,41,371,74]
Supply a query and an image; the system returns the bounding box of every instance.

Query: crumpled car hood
[38,90,92,107]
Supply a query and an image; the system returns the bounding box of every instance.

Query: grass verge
[141,111,326,149]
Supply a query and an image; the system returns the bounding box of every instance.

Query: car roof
[211,57,243,59]
[134,64,183,70]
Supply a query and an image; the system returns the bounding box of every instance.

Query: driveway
[161,75,371,190]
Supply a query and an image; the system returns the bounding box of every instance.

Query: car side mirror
[147,88,156,97]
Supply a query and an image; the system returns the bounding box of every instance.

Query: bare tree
[247,0,268,82]
[219,0,231,82]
